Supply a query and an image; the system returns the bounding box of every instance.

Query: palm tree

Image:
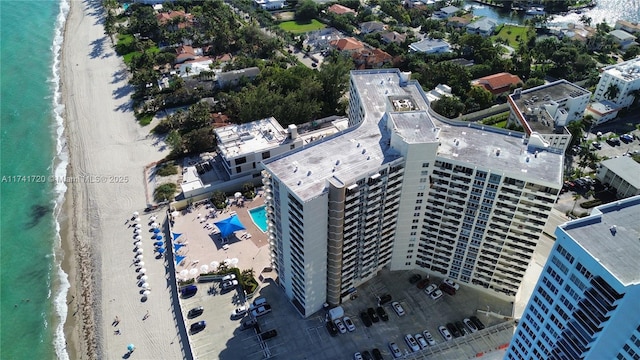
[604,83,620,101]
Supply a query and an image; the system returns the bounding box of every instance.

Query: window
[414,206,422,211]
[290,144,295,149]
[236,166,241,173]
[422,162,429,168]
[420,178,427,183]
[417,192,424,197]
[551,256,569,274]
[556,244,575,264]
[235,156,247,165]
[262,151,271,159]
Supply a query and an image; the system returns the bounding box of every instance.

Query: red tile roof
[473,72,523,94]
[329,37,365,51]
[156,11,193,28]
[328,4,357,15]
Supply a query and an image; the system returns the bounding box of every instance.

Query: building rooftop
[264,70,563,201]
[473,72,523,94]
[408,38,451,53]
[509,80,589,134]
[587,100,620,115]
[601,57,640,82]
[561,196,640,285]
[600,156,640,189]
[327,4,357,15]
[609,29,636,41]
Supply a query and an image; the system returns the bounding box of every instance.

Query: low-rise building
[434,5,459,18]
[608,29,638,50]
[359,21,386,35]
[466,18,497,37]
[584,100,620,125]
[425,83,452,103]
[380,31,406,45]
[216,67,260,89]
[408,38,451,54]
[253,0,285,10]
[596,157,640,198]
[327,4,357,16]
[472,72,523,95]
[615,19,640,35]
[352,48,392,69]
[329,37,365,53]
[304,28,342,51]
[593,57,640,109]
[507,80,591,152]
[447,16,471,29]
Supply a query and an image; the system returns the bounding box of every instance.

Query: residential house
[472,72,523,95]
[380,31,406,45]
[408,38,451,54]
[608,29,638,50]
[156,10,193,30]
[584,100,620,125]
[359,21,386,35]
[329,37,365,53]
[434,5,459,19]
[447,16,471,29]
[175,45,203,64]
[216,67,261,88]
[466,18,497,36]
[425,83,452,103]
[447,58,475,67]
[615,20,640,35]
[596,157,640,198]
[352,48,392,69]
[176,58,213,78]
[327,4,357,16]
[253,0,286,10]
[305,28,342,52]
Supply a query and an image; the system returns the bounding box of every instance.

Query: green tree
[623,46,640,61]
[154,183,177,202]
[317,53,353,115]
[432,96,465,118]
[295,0,318,22]
[166,129,185,154]
[466,86,495,111]
[604,83,620,101]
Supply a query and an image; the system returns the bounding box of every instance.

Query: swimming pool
[249,206,268,233]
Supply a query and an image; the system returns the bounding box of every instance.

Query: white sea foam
[50,0,71,359]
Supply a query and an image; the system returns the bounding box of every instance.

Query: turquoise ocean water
[0,0,69,359]
[0,0,636,359]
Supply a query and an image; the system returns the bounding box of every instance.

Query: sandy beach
[61,0,184,359]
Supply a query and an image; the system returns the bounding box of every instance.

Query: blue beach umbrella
[153,228,161,234]
[127,344,135,351]
[157,247,166,254]
[156,235,163,241]
[154,241,163,247]
[214,214,246,238]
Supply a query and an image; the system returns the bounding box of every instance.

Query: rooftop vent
[336,160,340,166]
[297,180,302,186]
[610,225,617,235]
[307,170,312,176]
[495,148,501,156]
[362,149,367,154]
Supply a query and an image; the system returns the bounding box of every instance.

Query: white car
[231,306,247,318]
[443,279,460,290]
[438,325,453,341]
[353,352,364,360]
[343,316,356,332]
[334,318,347,334]
[463,318,478,333]
[425,284,438,295]
[222,274,236,282]
[388,342,402,358]
[251,304,272,317]
[430,289,443,300]
[405,334,420,352]
[391,301,405,316]
[423,330,436,346]
[221,279,238,290]
[414,333,428,349]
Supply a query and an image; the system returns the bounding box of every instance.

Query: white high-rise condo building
[594,57,640,109]
[261,70,563,317]
[506,196,640,360]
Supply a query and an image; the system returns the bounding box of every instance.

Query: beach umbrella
[134,217,140,222]
[150,216,156,221]
[156,235,163,241]
[154,241,163,247]
[224,258,232,266]
[134,241,142,247]
[138,261,145,267]
[143,290,150,296]
[133,212,139,217]
[141,275,148,281]
[153,228,161,234]
[152,222,159,228]
[135,224,141,229]
[135,235,142,240]
[137,248,144,254]
[142,282,149,289]
[231,258,239,265]
[179,269,189,277]
[189,268,199,277]
[157,248,165,254]
[139,268,147,274]
[134,229,141,234]
[200,264,209,273]
[210,261,219,269]
[234,192,242,199]
[171,211,179,218]
[127,344,135,352]
[136,254,144,260]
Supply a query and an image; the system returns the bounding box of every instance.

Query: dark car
[360,311,373,327]
[260,329,278,340]
[409,274,422,284]
[180,285,197,298]
[447,323,461,338]
[607,138,621,146]
[372,348,383,360]
[377,294,392,305]
[455,321,468,336]
[240,318,258,331]
[362,350,373,360]
[367,307,380,323]
[416,278,430,289]
[439,283,456,296]
[326,321,338,336]
[592,142,602,149]
[470,316,485,330]
[187,306,204,319]
[190,320,206,333]
[376,306,389,321]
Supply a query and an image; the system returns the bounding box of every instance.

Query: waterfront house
[466,18,497,37]
[434,5,459,19]
[615,20,640,35]
[408,38,451,54]
[447,16,471,29]
[608,29,638,50]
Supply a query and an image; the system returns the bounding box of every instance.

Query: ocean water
[0,0,70,359]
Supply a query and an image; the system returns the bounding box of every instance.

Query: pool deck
[170,194,270,280]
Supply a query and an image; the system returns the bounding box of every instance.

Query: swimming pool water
[249,206,268,232]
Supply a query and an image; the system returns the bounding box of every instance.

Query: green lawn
[493,25,530,49]
[278,19,325,33]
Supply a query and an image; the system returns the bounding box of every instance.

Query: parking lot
[181,267,515,359]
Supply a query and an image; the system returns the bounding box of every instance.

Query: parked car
[447,323,461,338]
[463,318,478,333]
[455,321,469,336]
[443,279,460,290]
[377,294,392,305]
[367,307,380,323]
[414,333,428,349]
[621,134,634,143]
[430,289,443,300]
[439,283,456,296]
[222,274,236,282]
[180,285,198,298]
[251,304,272,317]
[260,329,278,340]
[423,330,436,346]
[240,318,258,330]
[416,278,430,289]
[253,297,267,307]
[409,274,422,284]
[187,306,204,319]
[376,306,389,321]
[360,311,373,327]
[470,316,485,330]
[334,318,347,334]
[404,334,420,352]
[372,348,383,360]
[388,342,402,358]
[231,305,248,319]
[425,284,438,295]
[190,321,206,333]
[353,352,364,360]
[391,301,405,316]
[592,142,602,149]
[343,316,356,332]
[361,350,373,360]
[326,321,338,337]
[438,325,452,341]
[221,279,238,291]
[607,138,621,146]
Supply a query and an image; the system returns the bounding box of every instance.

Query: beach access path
[61,0,184,359]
